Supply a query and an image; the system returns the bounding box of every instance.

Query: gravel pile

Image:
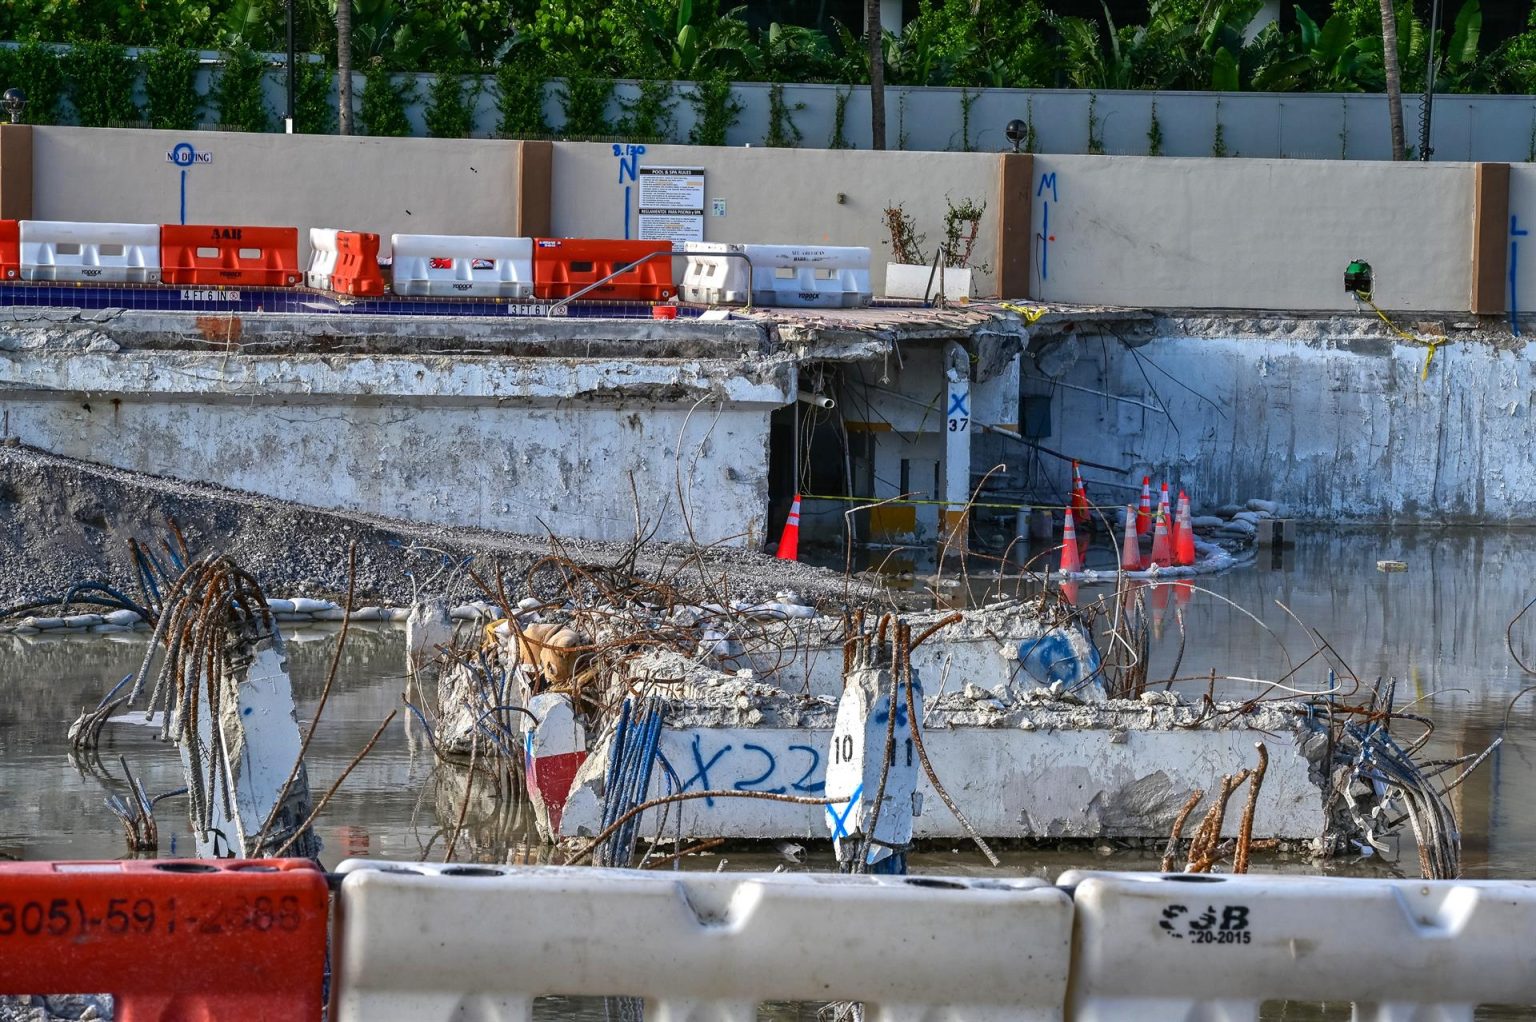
[0,441,873,611]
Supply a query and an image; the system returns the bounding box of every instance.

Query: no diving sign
[166,143,213,166]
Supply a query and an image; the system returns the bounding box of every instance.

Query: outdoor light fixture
[1344,259,1373,300]
[2,88,25,124]
[1005,118,1027,153]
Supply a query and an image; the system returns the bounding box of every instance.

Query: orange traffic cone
[1136,477,1152,535]
[1175,495,1197,567]
[1071,461,1091,527]
[1060,509,1083,573]
[1157,481,1172,523]
[1119,506,1143,571]
[1148,511,1173,566]
[776,495,801,561]
[1059,580,1080,606]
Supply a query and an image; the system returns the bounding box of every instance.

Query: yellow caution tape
[1361,297,1449,382]
[999,301,1048,324]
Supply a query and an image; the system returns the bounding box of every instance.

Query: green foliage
[63,39,142,127]
[211,45,271,132]
[1212,99,1228,156]
[686,74,741,146]
[425,71,477,138]
[829,87,852,149]
[897,0,1055,87]
[1023,96,1039,154]
[956,87,977,151]
[5,41,66,125]
[360,56,414,136]
[143,46,203,131]
[764,82,803,147]
[939,196,987,270]
[883,203,925,264]
[558,75,615,138]
[1147,101,1163,156]
[1,0,216,48]
[495,61,551,138]
[637,0,760,80]
[1087,93,1104,154]
[293,58,334,134]
[617,79,675,141]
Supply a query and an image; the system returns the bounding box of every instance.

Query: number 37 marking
[947,417,969,432]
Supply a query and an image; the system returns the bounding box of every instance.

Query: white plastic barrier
[1062,870,1536,1020]
[390,234,532,298]
[681,243,872,308]
[306,227,340,290]
[331,861,1072,1021]
[19,221,160,284]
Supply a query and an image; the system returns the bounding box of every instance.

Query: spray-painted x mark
[658,735,732,807]
[947,393,969,417]
[825,783,864,839]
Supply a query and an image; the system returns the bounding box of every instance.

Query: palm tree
[867,0,885,149]
[337,0,353,134]
[1380,0,1405,159]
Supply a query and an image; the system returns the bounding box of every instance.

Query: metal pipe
[798,390,835,409]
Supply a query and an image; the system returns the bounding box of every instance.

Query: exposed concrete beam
[1471,162,1509,315]
[0,125,33,220]
[996,152,1032,300]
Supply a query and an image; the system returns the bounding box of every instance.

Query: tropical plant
[359,56,413,135]
[617,79,676,141]
[211,45,272,131]
[63,39,141,127]
[637,0,760,80]
[558,75,615,138]
[143,45,203,130]
[4,40,66,125]
[764,82,803,147]
[829,87,853,149]
[293,58,335,133]
[495,61,551,137]
[425,69,477,138]
[897,0,1056,88]
[687,73,741,146]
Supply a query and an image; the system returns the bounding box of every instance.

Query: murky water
[2,526,1535,1015]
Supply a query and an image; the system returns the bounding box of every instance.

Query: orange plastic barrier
[0,219,17,281]
[0,858,328,1021]
[332,231,385,297]
[161,224,302,287]
[532,238,674,301]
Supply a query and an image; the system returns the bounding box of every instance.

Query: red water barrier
[0,858,328,1021]
[532,238,674,301]
[0,219,17,281]
[332,231,385,297]
[161,225,302,287]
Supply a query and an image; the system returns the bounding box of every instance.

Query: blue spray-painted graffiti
[656,734,825,807]
[1019,628,1103,696]
[612,144,647,240]
[1036,172,1058,283]
[1511,215,1528,337]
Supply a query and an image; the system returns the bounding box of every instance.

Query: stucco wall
[1031,155,1476,312]
[549,142,1004,296]
[28,127,522,260]
[1504,165,1536,324]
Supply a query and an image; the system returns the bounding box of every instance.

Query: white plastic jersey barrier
[331,860,1072,1021]
[681,243,872,308]
[390,234,532,298]
[306,227,340,290]
[1061,871,1536,1021]
[19,220,160,284]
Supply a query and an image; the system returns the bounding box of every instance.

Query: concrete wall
[1031,156,1477,312]
[549,142,1004,296]
[1505,165,1536,324]
[0,348,792,546]
[1030,330,1536,522]
[28,126,523,260]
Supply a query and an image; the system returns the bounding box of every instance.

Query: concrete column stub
[941,340,972,556]
[0,124,34,220]
[1471,162,1509,316]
